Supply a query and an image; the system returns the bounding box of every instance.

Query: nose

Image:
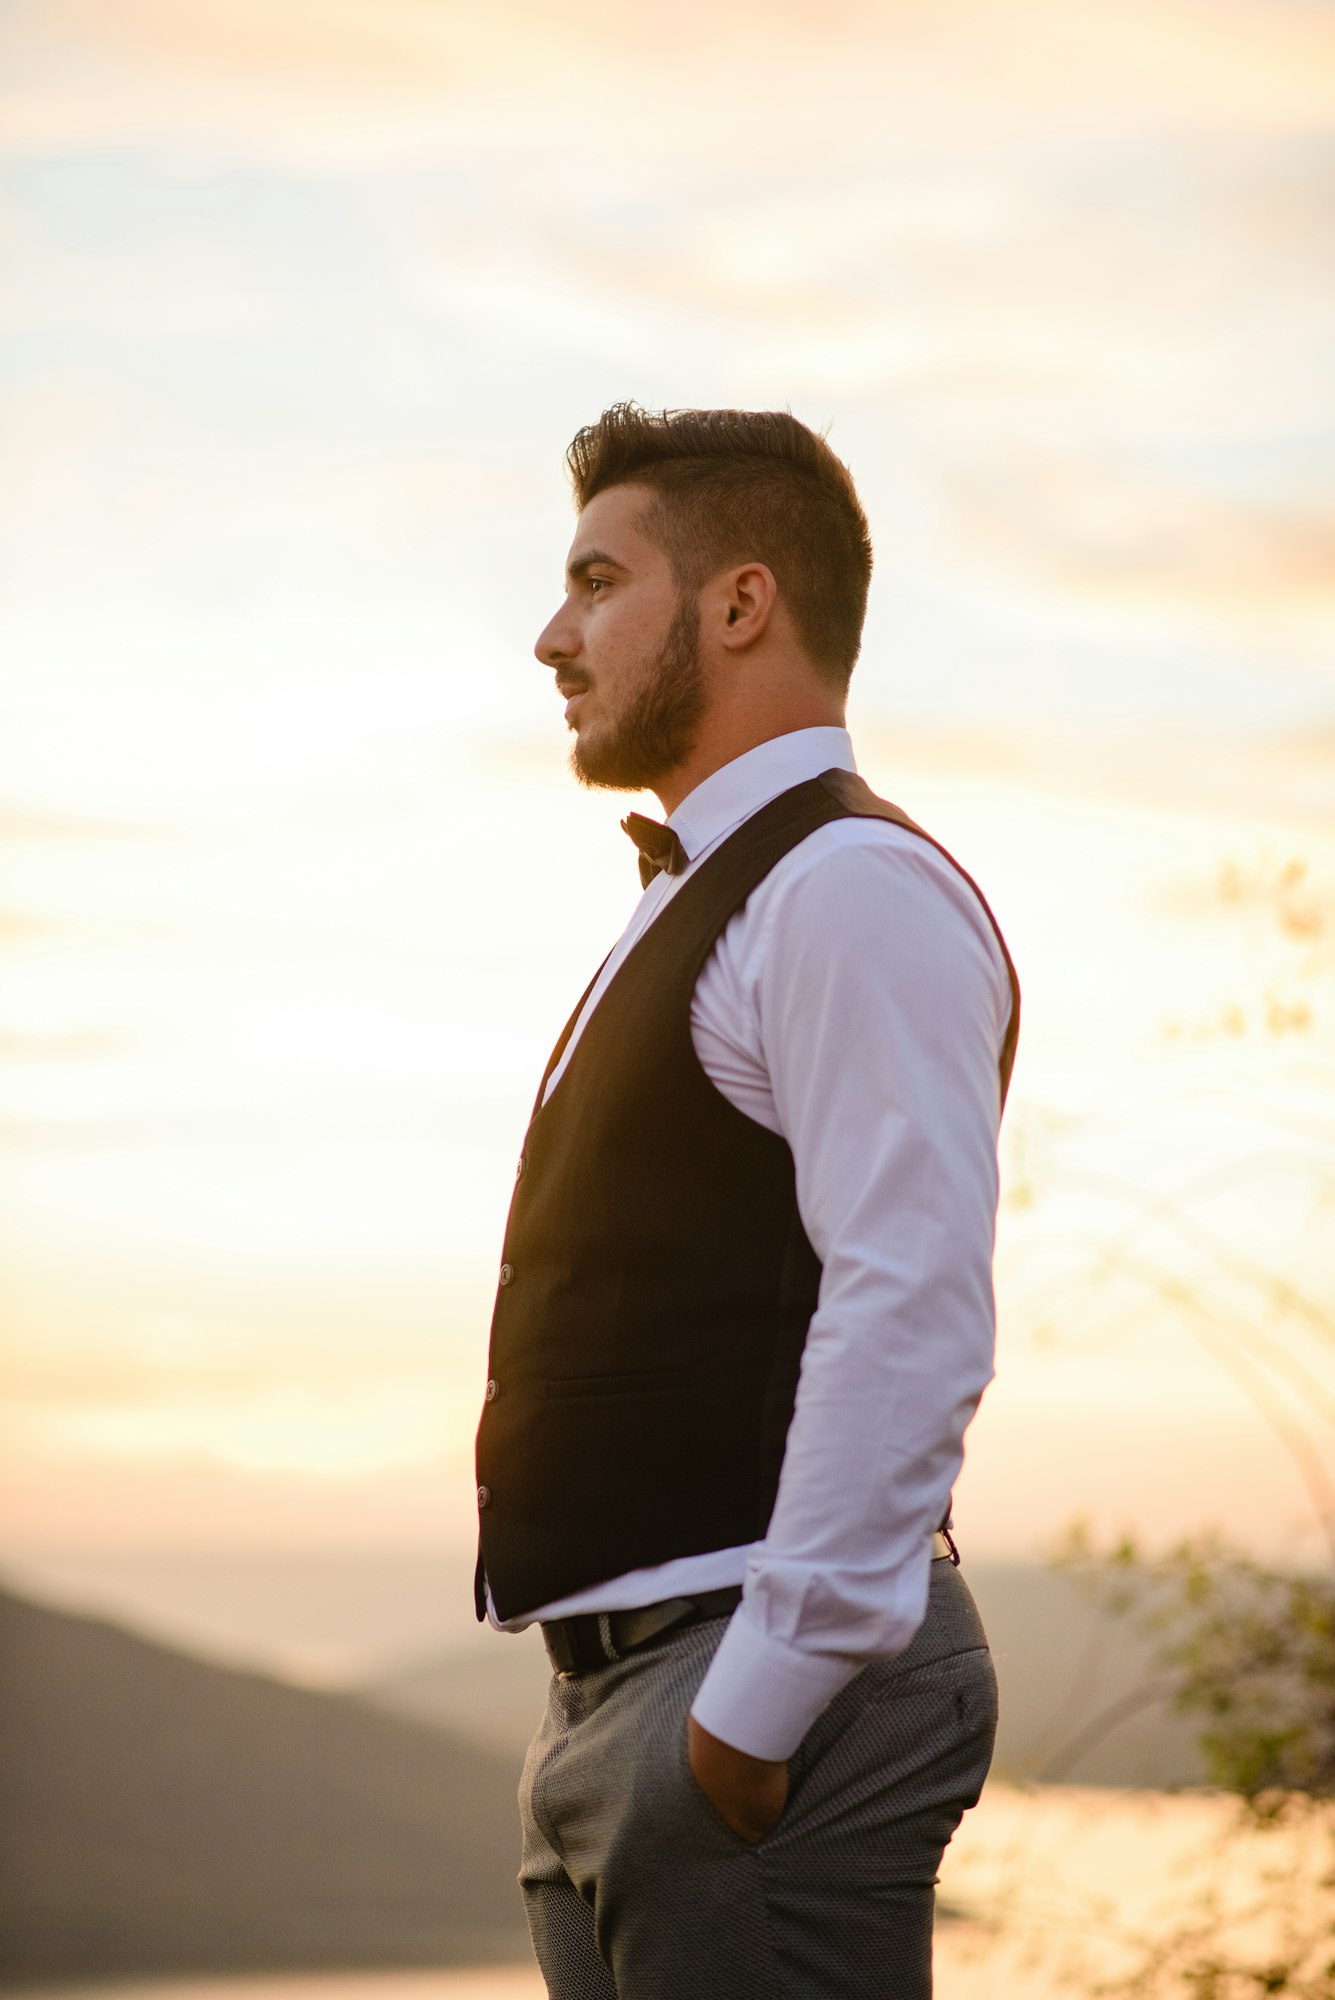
[535,599,578,669]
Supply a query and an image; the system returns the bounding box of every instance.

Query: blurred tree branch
[991,840,1335,1994]
[1055,1527,1335,1811]
[1045,1527,1335,1998]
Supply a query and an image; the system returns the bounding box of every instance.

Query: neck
[652,704,846,818]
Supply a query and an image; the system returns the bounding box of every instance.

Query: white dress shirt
[487,727,1013,1762]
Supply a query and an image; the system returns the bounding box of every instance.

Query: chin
[571,733,631,793]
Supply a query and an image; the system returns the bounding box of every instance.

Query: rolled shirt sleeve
[689,825,1013,1761]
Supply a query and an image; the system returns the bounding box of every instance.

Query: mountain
[367,1627,553,1764]
[0,1557,1209,1986]
[364,1563,1208,1790]
[968,1563,1205,1787]
[0,1585,530,1986]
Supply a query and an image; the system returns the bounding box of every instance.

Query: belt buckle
[545,1612,619,1678]
[544,1620,579,1678]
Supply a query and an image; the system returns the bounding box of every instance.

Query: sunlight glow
[1,0,1331,1559]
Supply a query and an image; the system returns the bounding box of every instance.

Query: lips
[557,678,590,723]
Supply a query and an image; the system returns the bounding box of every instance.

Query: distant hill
[365,1564,1207,1791]
[969,1564,1205,1787]
[0,1558,1209,1988]
[368,1626,552,1764]
[0,1585,530,1986]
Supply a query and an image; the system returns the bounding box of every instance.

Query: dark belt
[539,1532,957,1679]
[541,1585,745,1677]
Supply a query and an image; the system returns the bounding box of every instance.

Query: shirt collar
[667,727,857,866]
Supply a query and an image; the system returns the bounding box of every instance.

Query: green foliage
[1013,846,1335,1995]
[1046,1526,1335,1999]
[1055,1525,1335,1816]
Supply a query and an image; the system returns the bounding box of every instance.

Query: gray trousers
[517,1558,997,1998]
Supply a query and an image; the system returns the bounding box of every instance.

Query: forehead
[565,483,666,576]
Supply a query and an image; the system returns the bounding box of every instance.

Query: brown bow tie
[621,812,688,888]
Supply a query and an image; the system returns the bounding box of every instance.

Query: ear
[716,562,778,652]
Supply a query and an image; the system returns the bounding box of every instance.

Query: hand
[687,1714,788,1844]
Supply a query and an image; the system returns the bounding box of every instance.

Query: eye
[587,575,611,596]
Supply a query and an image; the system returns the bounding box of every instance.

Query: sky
[1,0,1333,1633]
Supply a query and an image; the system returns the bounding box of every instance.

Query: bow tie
[621,812,688,889]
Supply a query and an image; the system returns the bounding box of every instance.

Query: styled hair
[565,403,873,690]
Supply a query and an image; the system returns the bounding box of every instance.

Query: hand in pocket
[686,1714,789,1845]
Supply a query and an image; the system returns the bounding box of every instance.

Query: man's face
[534,483,706,793]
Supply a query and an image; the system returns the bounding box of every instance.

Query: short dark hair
[565,403,873,690]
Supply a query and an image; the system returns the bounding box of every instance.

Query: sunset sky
[2,0,1333,1630]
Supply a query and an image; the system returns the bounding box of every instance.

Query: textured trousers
[517,1557,997,1999]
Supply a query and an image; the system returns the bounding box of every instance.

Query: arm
[687,827,1011,1830]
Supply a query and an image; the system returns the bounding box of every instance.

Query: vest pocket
[545,1368,676,1399]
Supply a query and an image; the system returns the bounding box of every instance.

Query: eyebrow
[566,549,631,585]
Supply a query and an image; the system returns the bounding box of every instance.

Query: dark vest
[474,769,1019,1622]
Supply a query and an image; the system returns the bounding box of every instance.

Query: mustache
[556,673,591,697]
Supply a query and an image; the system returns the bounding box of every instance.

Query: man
[474,404,1019,1999]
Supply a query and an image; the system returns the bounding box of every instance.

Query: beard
[569,595,706,793]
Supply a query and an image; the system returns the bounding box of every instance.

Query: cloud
[937,453,1335,637]
[858,722,1335,832]
[4,0,1334,172]
[0,1029,123,1058]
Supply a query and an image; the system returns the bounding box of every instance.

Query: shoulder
[760,815,1008,969]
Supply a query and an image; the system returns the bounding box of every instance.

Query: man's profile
[474,404,1019,1997]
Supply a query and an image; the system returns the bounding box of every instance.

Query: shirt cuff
[688,1608,863,1761]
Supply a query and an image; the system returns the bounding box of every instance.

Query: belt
[541,1585,744,1677]
[540,1530,957,1678]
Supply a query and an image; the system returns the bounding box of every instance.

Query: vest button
[515,1154,526,1180]
[498,1262,513,1286]
[477,1484,491,1509]
[484,1378,498,1402]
